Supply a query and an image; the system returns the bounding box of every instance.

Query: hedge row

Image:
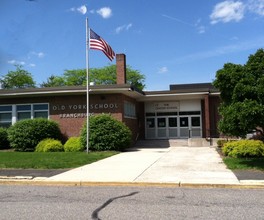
[0,114,132,152]
[222,140,264,158]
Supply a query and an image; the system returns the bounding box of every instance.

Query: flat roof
[0,82,220,101]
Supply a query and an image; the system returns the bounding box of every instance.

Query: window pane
[17,112,31,121]
[158,118,166,127]
[0,106,12,112]
[34,111,48,118]
[191,117,200,127]
[17,105,31,111]
[169,118,177,127]
[179,111,200,115]
[34,104,48,110]
[146,118,155,128]
[146,112,155,116]
[180,117,188,127]
[0,113,12,121]
[124,102,136,117]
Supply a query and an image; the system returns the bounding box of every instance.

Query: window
[191,117,200,127]
[158,118,166,127]
[17,105,31,121]
[146,118,155,128]
[180,117,189,127]
[169,117,177,127]
[179,111,200,115]
[33,104,49,118]
[0,103,49,126]
[0,105,12,127]
[124,101,136,118]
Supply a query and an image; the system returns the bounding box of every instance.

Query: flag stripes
[89,29,115,61]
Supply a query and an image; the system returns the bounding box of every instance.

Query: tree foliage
[40,75,65,87]
[41,65,145,90]
[213,49,264,137]
[1,65,36,89]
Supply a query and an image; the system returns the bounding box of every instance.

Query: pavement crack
[133,149,171,182]
[91,191,139,220]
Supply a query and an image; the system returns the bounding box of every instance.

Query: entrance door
[146,117,156,139]
[168,117,178,138]
[179,116,189,138]
[190,116,202,137]
[157,117,167,138]
[179,116,202,138]
[145,114,201,139]
[157,117,178,139]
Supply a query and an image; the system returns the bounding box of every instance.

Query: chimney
[116,54,127,84]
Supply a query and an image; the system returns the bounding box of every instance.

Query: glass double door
[157,117,178,139]
[154,116,201,139]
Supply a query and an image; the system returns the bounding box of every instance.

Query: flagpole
[85,17,89,153]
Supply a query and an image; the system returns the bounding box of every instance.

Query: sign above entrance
[154,102,180,112]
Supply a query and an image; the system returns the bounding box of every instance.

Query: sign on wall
[51,103,119,118]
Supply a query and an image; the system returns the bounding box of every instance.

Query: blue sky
[1,0,264,91]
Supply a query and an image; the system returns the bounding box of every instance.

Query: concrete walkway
[47,140,240,185]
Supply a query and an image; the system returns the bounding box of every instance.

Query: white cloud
[97,7,112,19]
[7,60,25,65]
[158,66,168,74]
[195,19,206,34]
[115,23,132,34]
[28,63,36,67]
[70,5,87,15]
[247,0,264,16]
[31,51,45,58]
[210,1,245,24]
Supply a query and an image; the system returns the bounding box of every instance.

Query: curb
[1,178,264,189]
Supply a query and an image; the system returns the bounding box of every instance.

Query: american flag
[89,29,115,61]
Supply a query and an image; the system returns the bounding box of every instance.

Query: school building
[0,54,221,144]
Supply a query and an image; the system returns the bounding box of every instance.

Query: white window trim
[0,103,49,126]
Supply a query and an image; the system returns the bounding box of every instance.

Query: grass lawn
[223,157,264,171]
[0,151,118,169]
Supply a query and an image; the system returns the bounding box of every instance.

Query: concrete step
[134,139,188,148]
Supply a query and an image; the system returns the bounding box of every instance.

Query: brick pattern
[1,94,142,143]
[116,54,126,84]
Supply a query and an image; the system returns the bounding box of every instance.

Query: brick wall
[1,93,143,142]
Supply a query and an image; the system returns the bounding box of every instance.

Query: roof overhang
[0,84,145,100]
[138,90,210,102]
[0,84,220,102]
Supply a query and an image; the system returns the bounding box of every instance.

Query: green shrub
[7,118,62,151]
[222,141,238,156]
[35,138,64,152]
[80,114,132,151]
[222,140,264,158]
[64,137,84,152]
[0,127,10,149]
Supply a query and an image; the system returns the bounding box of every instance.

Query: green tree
[1,65,36,89]
[40,75,65,87]
[90,65,145,90]
[41,65,145,90]
[213,48,264,137]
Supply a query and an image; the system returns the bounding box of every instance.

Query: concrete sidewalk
[1,140,264,187]
[46,141,240,185]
